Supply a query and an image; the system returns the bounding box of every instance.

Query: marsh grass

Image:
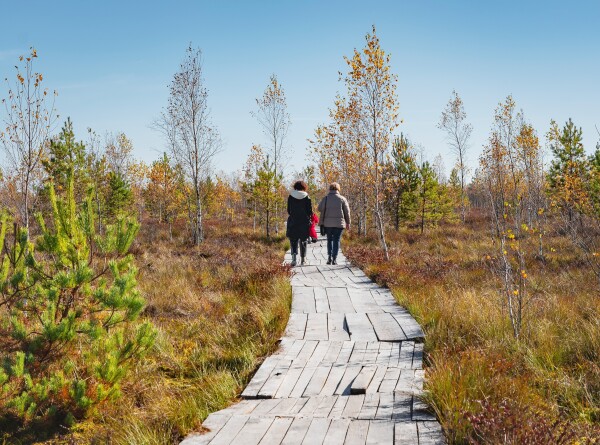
[345,219,600,444]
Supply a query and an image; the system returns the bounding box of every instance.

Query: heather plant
[0,172,156,424]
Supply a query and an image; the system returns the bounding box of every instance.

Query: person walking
[286,180,313,266]
[317,182,351,265]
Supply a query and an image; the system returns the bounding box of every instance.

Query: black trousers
[290,238,307,257]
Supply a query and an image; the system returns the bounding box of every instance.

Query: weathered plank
[281,417,312,445]
[323,418,351,445]
[301,418,331,444]
[368,313,407,342]
[394,421,419,445]
[258,417,293,444]
[284,313,307,340]
[304,312,328,341]
[209,415,250,445]
[231,417,274,445]
[346,313,378,342]
[418,421,446,445]
[350,365,377,395]
[328,313,351,341]
[365,420,393,444]
[345,419,370,445]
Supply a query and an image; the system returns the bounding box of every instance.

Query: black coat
[286,194,313,239]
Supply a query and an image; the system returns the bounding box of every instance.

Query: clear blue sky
[1,0,599,179]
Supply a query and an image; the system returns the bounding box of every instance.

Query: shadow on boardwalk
[181,237,445,444]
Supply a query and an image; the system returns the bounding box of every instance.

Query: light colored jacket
[317,191,351,229]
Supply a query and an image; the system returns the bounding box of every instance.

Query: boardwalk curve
[181,239,444,444]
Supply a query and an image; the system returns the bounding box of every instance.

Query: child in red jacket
[309,213,319,243]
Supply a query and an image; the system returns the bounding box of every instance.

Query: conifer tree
[252,156,283,239]
[0,172,155,422]
[418,161,442,233]
[42,118,89,202]
[384,134,420,230]
[107,172,133,218]
[547,118,588,218]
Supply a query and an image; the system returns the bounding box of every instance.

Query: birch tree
[0,48,58,229]
[253,75,290,234]
[155,46,221,245]
[438,90,472,222]
[343,26,399,260]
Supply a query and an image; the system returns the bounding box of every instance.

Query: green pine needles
[0,172,156,423]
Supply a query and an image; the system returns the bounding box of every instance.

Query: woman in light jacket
[317,182,351,265]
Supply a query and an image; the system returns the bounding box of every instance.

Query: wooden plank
[413,395,437,421]
[389,342,401,367]
[298,396,322,416]
[412,342,424,368]
[342,394,366,418]
[378,367,401,393]
[323,418,351,445]
[392,392,412,421]
[368,312,407,342]
[301,418,331,444]
[413,369,425,394]
[271,397,300,414]
[346,313,378,342]
[418,421,446,445]
[347,288,381,313]
[363,342,379,365]
[314,287,330,313]
[334,365,362,395]
[398,341,414,369]
[288,397,309,414]
[394,421,419,445]
[348,341,367,365]
[274,367,304,398]
[320,365,347,396]
[328,393,349,418]
[345,419,370,445]
[326,287,355,313]
[289,366,317,398]
[314,395,338,417]
[292,287,316,314]
[392,312,425,340]
[335,341,355,365]
[376,342,392,366]
[375,392,394,420]
[251,398,281,415]
[358,392,380,420]
[281,417,312,445]
[350,365,377,395]
[284,313,307,340]
[282,340,306,362]
[366,365,387,394]
[292,340,318,368]
[231,417,274,445]
[258,417,293,445]
[258,361,291,398]
[328,313,350,341]
[303,365,332,397]
[321,341,343,365]
[209,415,250,445]
[181,413,230,445]
[395,369,416,395]
[242,356,280,398]
[306,340,331,367]
[365,420,393,445]
[304,313,328,341]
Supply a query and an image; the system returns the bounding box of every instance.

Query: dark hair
[293,180,308,191]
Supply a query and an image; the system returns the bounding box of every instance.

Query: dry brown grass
[345,218,600,444]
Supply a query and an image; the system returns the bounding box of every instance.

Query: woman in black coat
[286,180,313,266]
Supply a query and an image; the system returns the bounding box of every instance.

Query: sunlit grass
[345,220,600,444]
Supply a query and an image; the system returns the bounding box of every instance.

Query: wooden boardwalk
[181,238,444,445]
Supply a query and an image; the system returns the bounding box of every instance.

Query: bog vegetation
[0,28,599,444]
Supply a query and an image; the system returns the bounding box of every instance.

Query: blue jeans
[326,227,343,258]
